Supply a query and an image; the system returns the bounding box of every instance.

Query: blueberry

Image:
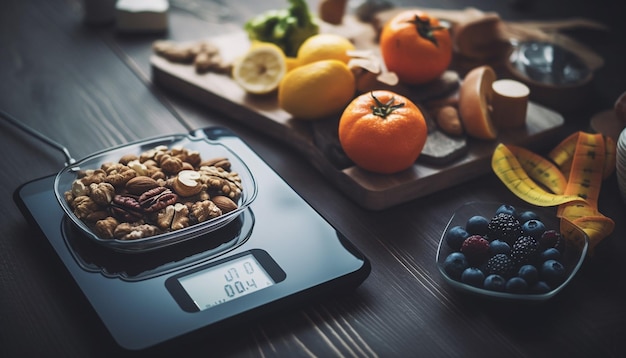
[443,252,469,280]
[461,267,485,287]
[530,281,552,294]
[446,225,470,250]
[521,219,546,239]
[483,274,506,291]
[539,248,561,262]
[517,264,538,285]
[496,204,517,217]
[518,210,540,224]
[540,259,566,285]
[505,277,528,293]
[466,215,489,236]
[489,239,511,255]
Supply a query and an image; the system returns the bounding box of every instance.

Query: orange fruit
[296,33,355,66]
[278,59,355,120]
[338,90,428,174]
[458,65,498,140]
[379,10,452,85]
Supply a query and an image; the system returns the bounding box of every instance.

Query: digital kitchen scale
[13,127,370,351]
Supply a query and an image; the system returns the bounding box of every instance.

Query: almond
[211,195,238,213]
[125,176,159,195]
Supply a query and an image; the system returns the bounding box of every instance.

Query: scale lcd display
[178,253,275,311]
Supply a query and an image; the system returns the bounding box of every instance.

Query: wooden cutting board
[151,29,564,210]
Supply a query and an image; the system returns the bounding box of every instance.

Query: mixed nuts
[64,145,243,241]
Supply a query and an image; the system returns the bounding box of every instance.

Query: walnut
[156,205,175,230]
[64,191,74,207]
[94,217,119,239]
[72,196,100,220]
[160,154,184,174]
[191,200,222,223]
[81,169,107,186]
[114,223,161,241]
[199,165,242,200]
[171,203,190,230]
[71,179,90,197]
[89,182,115,206]
[139,145,168,163]
[103,163,137,187]
[184,150,202,167]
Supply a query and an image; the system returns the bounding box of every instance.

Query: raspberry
[484,253,515,278]
[511,235,539,266]
[539,229,565,252]
[460,235,490,265]
[488,213,522,244]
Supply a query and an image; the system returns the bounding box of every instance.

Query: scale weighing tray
[14,127,370,351]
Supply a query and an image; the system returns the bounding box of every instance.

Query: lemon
[232,42,287,95]
[285,56,299,72]
[297,33,355,66]
[278,59,355,120]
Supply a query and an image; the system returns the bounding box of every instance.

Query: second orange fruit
[338,90,428,174]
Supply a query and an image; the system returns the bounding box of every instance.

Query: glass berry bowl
[436,201,588,302]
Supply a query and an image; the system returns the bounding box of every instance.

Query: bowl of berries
[436,201,589,302]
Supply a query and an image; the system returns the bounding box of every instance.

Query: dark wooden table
[2,0,625,357]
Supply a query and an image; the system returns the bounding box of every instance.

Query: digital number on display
[177,253,276,311]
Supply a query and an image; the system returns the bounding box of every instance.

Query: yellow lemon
[297,33,355,66]
[285,56,299,72]
[232,42,287,95]
[278,59,355,120]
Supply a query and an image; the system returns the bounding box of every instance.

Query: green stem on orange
[407,15,447,47]
[370,92,405,118]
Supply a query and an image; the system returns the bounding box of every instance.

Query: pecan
[110,194,143,222]
[139,187,178,212]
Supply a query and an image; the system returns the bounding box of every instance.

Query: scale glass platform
[14,127,370,351]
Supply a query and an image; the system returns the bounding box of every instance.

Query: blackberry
[487,213,522,245]
[484,253,515,278]
[511,235,539,266]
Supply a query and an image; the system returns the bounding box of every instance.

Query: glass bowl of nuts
[54,133,257,252]
[436,201,588,302]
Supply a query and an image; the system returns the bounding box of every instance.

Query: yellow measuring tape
[492,132,616,253]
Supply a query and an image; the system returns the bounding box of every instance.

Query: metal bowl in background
[504,41,594,112]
